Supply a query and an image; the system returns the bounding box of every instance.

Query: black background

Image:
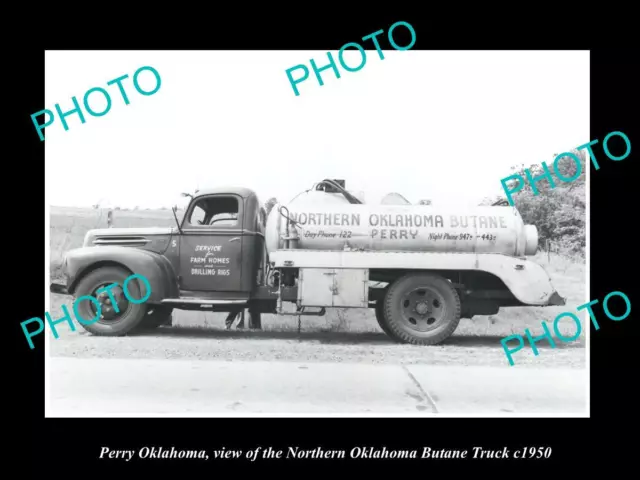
[11,7,637,475]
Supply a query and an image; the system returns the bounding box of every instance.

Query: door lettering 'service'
[190,245,231,276]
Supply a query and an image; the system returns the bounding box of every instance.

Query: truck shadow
[137,326,578,349]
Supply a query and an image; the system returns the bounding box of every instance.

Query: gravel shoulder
[48,320,586,370]
[47,293,586,369]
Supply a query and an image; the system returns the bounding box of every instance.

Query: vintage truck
[50,179,566,345]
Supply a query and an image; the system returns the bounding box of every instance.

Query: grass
[49,206,586,342]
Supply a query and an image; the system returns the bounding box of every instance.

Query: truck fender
[63,246,179,303]
[476,255,566,306]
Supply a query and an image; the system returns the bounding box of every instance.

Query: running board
[161,298,248,305]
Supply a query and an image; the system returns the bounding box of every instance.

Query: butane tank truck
[51,179,566,345]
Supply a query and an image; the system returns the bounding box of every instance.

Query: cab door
[178,194,244,292]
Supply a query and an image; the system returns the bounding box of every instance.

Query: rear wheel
[374,301,399,341]
[382,273,461,345]
[72,266,149,336]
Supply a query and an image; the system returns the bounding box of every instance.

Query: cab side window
[186,196,240,227]
[190,204,206,225]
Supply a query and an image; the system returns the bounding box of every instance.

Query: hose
[278,205,301,228]
[315,179,363,204]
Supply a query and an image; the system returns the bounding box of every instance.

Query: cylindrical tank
[265,191,538,257]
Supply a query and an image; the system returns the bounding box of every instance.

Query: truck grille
[92,236,149,247]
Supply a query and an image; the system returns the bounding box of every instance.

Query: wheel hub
[400,287,446,332]
[92,284,130,322]
[415,301,429,315]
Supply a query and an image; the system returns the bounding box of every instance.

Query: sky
[45,50,589,209]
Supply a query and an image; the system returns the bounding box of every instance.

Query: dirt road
[47,357,587,415]
[46,294,586,415]
[46,310,586,416]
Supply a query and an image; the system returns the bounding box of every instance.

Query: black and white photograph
[43,48,590,417]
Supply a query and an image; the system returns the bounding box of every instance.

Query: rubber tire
[138,306,173,330]
[374,301,399,341]
[72,266,149,336]
[383,274,461,346]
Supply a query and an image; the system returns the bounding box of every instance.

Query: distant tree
[502,148,586,256]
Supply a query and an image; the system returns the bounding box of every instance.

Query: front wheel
[382,273,461,345]
[72,266,149,336]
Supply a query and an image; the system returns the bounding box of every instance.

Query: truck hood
[83,227,177,254]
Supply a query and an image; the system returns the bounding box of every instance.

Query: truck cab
[170,187,265,296]
[51,187,271,335]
